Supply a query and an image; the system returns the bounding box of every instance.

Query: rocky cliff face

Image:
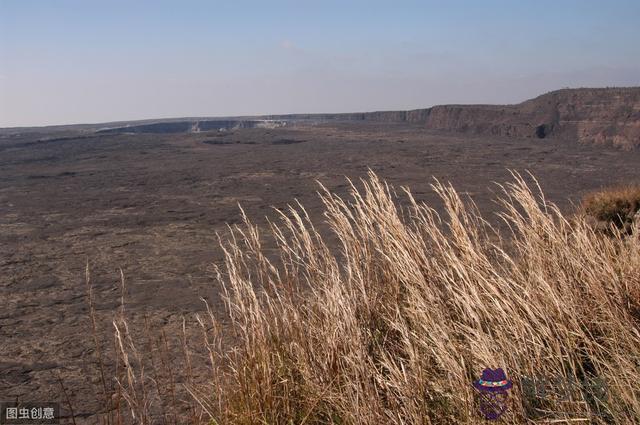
[364,88,640,149]
[93,88,640,148]
[531,88,640,148]
[270,88,639,149]
[96,119,286,134]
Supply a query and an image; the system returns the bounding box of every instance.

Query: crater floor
[2,122,640,421]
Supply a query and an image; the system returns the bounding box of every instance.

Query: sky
[1,0,639,127]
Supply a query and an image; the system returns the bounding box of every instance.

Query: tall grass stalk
[199,171,640,424]
[110,172,640,423]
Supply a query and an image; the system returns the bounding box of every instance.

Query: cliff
[288,87,640,149]
[92,87,640,149]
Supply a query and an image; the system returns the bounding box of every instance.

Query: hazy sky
[1,0,639,127]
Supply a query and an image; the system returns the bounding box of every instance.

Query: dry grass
[112,172,640,424]
[581,184,640,231]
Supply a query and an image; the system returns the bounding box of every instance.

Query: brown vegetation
[110,172,640,424]
[582,184,640,233]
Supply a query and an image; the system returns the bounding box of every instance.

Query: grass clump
[582,184,640,231]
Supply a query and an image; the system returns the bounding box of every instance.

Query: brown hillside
[385,87,640,148]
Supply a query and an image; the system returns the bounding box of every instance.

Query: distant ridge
[265,87,640,149]
[4,88,639,149]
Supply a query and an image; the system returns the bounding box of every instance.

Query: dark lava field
[2,121,640,421]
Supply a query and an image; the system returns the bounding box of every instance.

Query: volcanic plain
[2,105,640,421]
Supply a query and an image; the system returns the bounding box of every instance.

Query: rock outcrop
[413,87,640,148]
[96,119,286,134]
[270,87,640,149]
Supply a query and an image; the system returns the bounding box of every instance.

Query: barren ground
[2,122,640,422]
